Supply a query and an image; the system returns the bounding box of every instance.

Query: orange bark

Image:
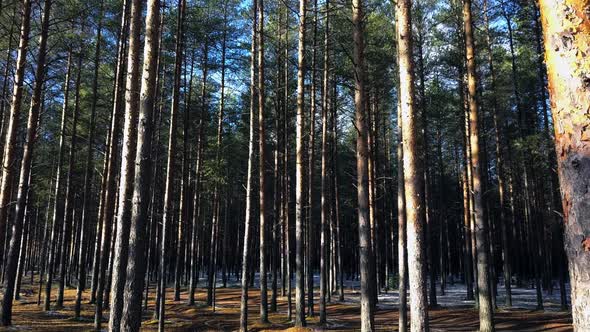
[539,1,590,330]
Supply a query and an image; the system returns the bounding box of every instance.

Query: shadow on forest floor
[0,276,573,331]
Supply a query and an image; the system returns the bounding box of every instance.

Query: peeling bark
[539,1,590,330]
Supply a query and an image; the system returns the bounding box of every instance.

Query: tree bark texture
[539,1,590,330]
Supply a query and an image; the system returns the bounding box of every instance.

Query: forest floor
[0,275,573,331]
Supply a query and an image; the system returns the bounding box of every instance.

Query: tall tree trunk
[204,24,217,310]
[463,0,494,330]
[283,7,292,317]
[295,0,308,327]
[89,89,108,307]
[188,39,209,306]
[148,37,164,312]
[14,185,31,301]
[239,2,257,330]
[306,0,318,317]
[145,12,165,309]
[397,103,408,332]
[368,96,378,304]
[75,0,104,318]
[29,205,40,285]
[175,56,191,305]
[104,177,119,304]
[0,4,18,154]
[0,0,50,323]
[538,1,590,330]
[271,6,282,312]
[416,12,436,310]
[331,82,343,302]
[397,1,428,331]
[352,0,374,330]
[532,0,567,309]
[483,0,511,308]
[436,121,447,296]
[271,120,279,311]
[43,50,72,310]
[158,0,185,328]
[108,0,143,326]
[38,175,54,305]
[93,0,129,320]
[257,0,268,322]
[94,2,131,329]
[118,0,160,328]
[460,6,480,302]
[415,6,436,308]
[57,48,82,307]
[319,0,330,323]
[501,5,544,309]
[458,57,475,301]
[0,0,32,274]
[175,52,195,302]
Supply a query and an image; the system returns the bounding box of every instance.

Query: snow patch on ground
[195,272,570,312]
[345,280,570,312]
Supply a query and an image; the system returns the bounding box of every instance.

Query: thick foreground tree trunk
[90,0,128,305]
[94,0,129,324]
[538,1,590,330]
[0,0,50,324]
[0,0,32,276]
[118,0,160,329]
[397,0,428,331]
[108,0,143,327]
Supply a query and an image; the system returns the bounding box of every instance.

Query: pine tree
[306,0,318,316]
[56,44,82,308]
[352,0,375,330]
[239,1,257,330]
[397,0,428,330]
[0,0,33,278]
[257,0,268,323]
[538,1,590,330]
[119,0,160,328]
[0,0,49,323]
[75,0,104,317]
[482,0,511,308]
[108,0,144,326]
[158,0,186,329]
[295,0,307,326]
[0,4,18,157]
[44,50,71,311]
[188,39,210,306]
[463,0,494,330]
[93,0,129,320]
[319,0,330,324]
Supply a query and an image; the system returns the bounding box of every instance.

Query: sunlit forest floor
[0,275,573,331]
